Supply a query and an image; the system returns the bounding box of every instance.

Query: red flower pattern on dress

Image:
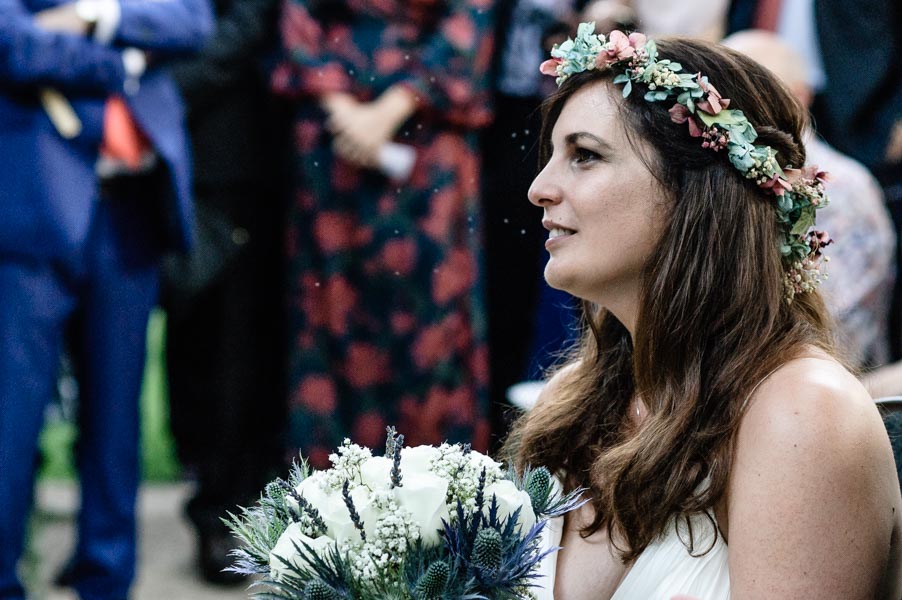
[294,374,337,415]
[432,249,475,304]
[314,212,357,254]
[325,275,358,336]
[345,342,391,388]
[381,237,418,275]
[374,48,405,74]
[294,120,320,153]
[419,187,461,243]
[442,14,476,51]
[352,412,388,449]
[279,0,491,459]
[390,311,416,335]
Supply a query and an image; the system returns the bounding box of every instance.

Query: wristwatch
[74,0,100,37]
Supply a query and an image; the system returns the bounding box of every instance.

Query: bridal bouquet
[226,428,583,599]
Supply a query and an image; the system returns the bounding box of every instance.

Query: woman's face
[528,81,666,318]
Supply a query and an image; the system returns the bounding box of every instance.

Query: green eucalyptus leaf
[622,79,632,97]
[790,206,816,235]
[612,73,630,84]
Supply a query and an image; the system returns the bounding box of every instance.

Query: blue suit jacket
[0,0,213,261]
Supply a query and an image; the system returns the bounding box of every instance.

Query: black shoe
[199,530,247,585]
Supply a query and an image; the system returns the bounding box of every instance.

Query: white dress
[535,511,730,600]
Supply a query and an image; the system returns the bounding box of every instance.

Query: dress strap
[740,365,783,413]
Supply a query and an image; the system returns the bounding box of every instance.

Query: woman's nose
[528,164,563,207]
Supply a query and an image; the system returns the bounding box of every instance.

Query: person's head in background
[721,29,813,110]
[724,28,898,373]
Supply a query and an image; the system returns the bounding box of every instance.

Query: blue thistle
[413,561,450,599]
[304,579,339,600]
[471,528,502,571]
[525,467,552,513]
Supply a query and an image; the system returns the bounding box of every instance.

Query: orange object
[100,96,151,169]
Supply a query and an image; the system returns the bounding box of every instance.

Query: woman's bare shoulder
[742,352,882,443]
[726,351,901,598]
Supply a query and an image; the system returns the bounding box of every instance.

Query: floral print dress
[273,0,495,466]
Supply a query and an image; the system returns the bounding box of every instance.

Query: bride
[505,25,902,599]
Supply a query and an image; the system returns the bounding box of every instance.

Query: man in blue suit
[0,1,211,598]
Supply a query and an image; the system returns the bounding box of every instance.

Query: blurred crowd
[0,0,899,596]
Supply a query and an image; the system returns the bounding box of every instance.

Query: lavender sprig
[342,479,366,542]
[390,433,404,489]
[278,479,327,535]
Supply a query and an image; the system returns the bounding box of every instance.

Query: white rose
[296,472,380,543]
[399,445,441,475]
[394,470,450,546]
[359,455,393,491]
[269,522,335,582]
[482,480,537,534]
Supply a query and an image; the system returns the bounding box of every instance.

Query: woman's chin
[543,265,577,295]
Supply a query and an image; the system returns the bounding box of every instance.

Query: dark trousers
[0,192,160,600]
[162,182,284,532]
[481,93,548,451]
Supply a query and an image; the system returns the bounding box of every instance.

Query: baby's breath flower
[324,439,372,491]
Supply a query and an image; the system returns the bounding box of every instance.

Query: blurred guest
[726,0,902,356]
[582,0,728,40]
[723,30,896,369]
[162,0,286,584]
[0,1,211,599]
[272,0,496,464]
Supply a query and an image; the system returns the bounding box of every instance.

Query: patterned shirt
[810,135,896,367]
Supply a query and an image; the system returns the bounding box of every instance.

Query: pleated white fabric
[535,511,730,600]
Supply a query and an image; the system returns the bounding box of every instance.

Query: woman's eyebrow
[564,132,614,152]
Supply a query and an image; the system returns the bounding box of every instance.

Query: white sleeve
[75,0,122,44]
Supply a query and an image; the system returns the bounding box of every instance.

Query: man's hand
[34,3,92,35]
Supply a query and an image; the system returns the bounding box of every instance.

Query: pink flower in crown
[668,103,703,138]
[539,58,562,76]
[785,165,829,185]
[759,175,793,196]
[696,74,730,115]
[808,230,833,255]
[596,30,647,68]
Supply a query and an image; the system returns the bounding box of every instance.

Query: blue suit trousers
[0,189,160,600]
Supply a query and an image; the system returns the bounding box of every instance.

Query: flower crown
[540,23,832,302]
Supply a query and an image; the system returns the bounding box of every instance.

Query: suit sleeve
[116,0,214,53]
[0,0,128,92]
[169,0,279,108]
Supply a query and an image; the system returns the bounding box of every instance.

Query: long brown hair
[505,38,835,561]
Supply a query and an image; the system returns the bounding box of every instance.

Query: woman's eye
[573,147,600,164]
